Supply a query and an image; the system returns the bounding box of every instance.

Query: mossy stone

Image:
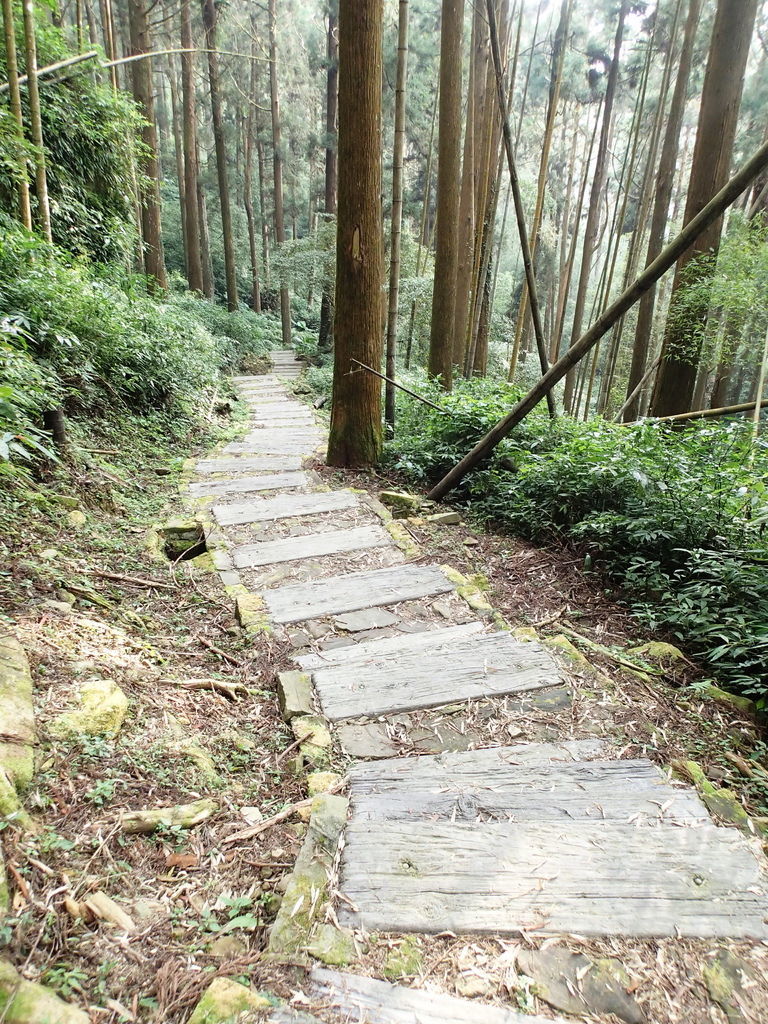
[306,923,356,966]
[292,716,332,749]
[699,684,755,716]
[702,949,756,1024]
[378,491,422,517]
[0,960,89,1024]
[674,760,751,831]
[234,592,272,635]
[0,635,35,790]
[307,771,342,797]
[48,679,128,739]
[383,936,423,980]
[186,977,271,1024]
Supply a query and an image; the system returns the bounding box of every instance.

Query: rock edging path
[185,351,768,1023]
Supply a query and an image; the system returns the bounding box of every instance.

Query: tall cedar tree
[428,0,464,389]
[202,0,238,311]
[326,0,384,466]
[268,0,292,346]
[318,0,338,352]
[2,0,32,228]
[651,0,758,416]
[180,0,203,292]
[127,0,166,288]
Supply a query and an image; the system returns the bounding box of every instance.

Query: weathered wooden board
[235,439,324,455]
[233,524,392,568]
[189,471,310,497]
[349,752,709,824]
[195,455,302,475]
[222,441,316,455]
[264,563,455,624]
[295,621,484,671]
[309,969,563,1024]
[312,631,562,721]
[213,490,359,526]
[339,819,768,938]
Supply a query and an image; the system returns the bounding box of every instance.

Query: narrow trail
[188,351,768,1023]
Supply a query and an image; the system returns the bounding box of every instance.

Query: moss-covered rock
[383,936,423,980]
[234,591,272,634]
[186,977,271,1024]
[48,679,128,739]
[306,923,356,966]
[378,491,422,517]
[307,771,342,797]
[698,684,756,716]
[0,635,35,791]
[702,948,756,1024]
[120,797,217,834]
[673,760,751,831]
[0,960,89,1024]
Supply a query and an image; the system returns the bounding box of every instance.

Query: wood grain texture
[309,969,565,1024]
[295,621,484,671]
[313,631,562,721]
[233,524,393,568]
[213,490,360,526]
[265,563,455,624]
[338,819,768,937]
[349,753,709,824]
[195,455,302,475]
[189,471,310,497]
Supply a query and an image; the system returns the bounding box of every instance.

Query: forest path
[188,353,768,1023]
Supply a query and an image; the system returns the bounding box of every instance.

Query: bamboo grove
[1,0,768,461]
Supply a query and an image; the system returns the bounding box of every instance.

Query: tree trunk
[244,28,261,313]
[256,137,271,290]
[319,0,338,353]
[127,0,166,289]
[562,0,629,412]
[197,174,214,298]
[269,0,292,346]
[428,0,464,389]
[180,0,203,293]
[651,0,758,417]
[326,0,384,467]
[623,0,701,420]
[1,0,32,229]
[384,0,409,432]
[21,0,52,242]
[202,0,238,311]
[167,66,187,278]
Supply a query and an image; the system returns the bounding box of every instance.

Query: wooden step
[308,969,562,1024]
[339,818,768,938]
[195,455,302,475]
[312,631,562,721]
[233,524,393,568]
[349,749,709,824]
[189,471,310,498]
[213,490,360,527]
[264,563,455,624]
[294,621,484,671]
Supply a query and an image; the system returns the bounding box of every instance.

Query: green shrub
[385,378,768,700]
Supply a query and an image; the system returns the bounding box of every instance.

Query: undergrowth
[383,374,768,701]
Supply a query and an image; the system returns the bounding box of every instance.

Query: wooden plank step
[349,751,709,824]
[295,621,484,671]
[233,524,393,569]
[236,439,324,455]
[339,819,768,938]
[308,968,563,1024]
[213,490,360,526]
[195,455,302,475]
[189,471,310,498]
[312,631,562,721]
[264,563,455,625]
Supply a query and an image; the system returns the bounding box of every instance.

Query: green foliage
[386,379,768,700]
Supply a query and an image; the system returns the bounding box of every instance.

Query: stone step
[264,563,455,624]
[312,631,562,721]
[339,818,768,938]
[233,524,393,569]
[189,471,310,498]
[308,969,563,1024]
[348,748,709,824]
[195,455,302,475]
[213,490,360,527]
[294,621,484,671]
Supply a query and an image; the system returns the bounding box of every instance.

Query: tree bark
[244,27,261,312]
[319,0,338,353]
[1,0,32,229]
[651,0,758,417]
[623,0,701,420]
[127,0,166,289]
[167,65,187,278]
[562,0,629,412]
[197,173,214,298]
[384,0,409,432]
[326,0,384,467]
[428,0,464,389]
[202,0,238,311]
[21,0,52,242]
[180,0,203,293]
[269,0,292,346]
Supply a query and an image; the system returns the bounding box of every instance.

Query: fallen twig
[198,636,245,667]
[89,569,177,591]
[223,777,347,844]
[177,678,248,701]
[559,622,660,676]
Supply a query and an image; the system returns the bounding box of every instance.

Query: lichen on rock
[48,678,128,739]
[186,977,271,1024]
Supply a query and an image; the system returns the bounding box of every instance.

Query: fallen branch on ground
[176,678,248,701]
[222,777,347,844]
[88,569,177,591]
[198,636,245,667]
